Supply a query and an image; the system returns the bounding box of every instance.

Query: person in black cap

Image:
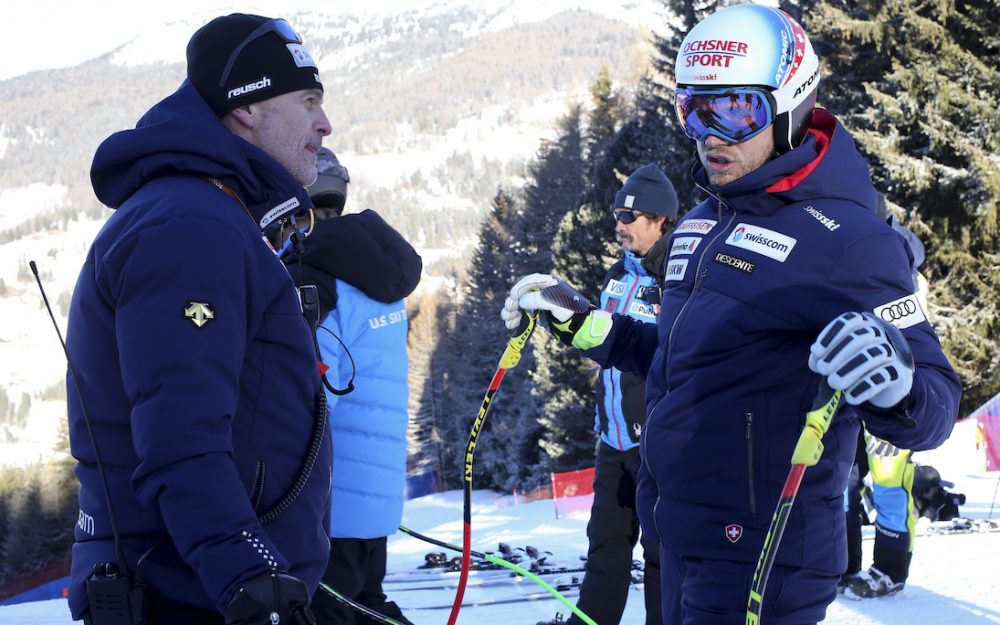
[67,13,331,625]
[281,148,421,625]
[537,164,678,625]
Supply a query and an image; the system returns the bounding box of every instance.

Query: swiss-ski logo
[725,523,743,543]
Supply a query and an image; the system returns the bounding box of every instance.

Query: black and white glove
[500,273,612,349]
[808,312,914,409]
[224,571,316,625]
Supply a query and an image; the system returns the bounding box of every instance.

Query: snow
[2,419,999,624]
[0,187,105,468]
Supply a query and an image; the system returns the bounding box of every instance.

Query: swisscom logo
[725,224,797,262]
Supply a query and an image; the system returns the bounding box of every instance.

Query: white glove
[501,273,574,330]
[500,273,611,349]
[808,311,914,409]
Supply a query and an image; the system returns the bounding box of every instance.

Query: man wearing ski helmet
[501,4,960,623]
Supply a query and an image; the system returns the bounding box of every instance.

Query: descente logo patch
[725,223,796,262]
[714,252,755,274]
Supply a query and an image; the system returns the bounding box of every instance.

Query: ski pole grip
[499,312,537,369]
[790,384,843,466]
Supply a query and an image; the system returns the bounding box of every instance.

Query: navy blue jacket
[594,235,668,450]
[67,80,332,616]
[586,110,960,574]
[284,212,421,538]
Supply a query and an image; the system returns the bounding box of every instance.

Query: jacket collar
[692,108,878,217]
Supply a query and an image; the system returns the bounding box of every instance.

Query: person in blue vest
[538,164,677,625]
[282,148,422,625]
[502,5,960,624]
[67,13,332,625]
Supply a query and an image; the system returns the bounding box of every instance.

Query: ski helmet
[674,4,820,152]
[307,147,350,215]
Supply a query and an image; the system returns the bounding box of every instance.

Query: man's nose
[702,134,730,148]
[316,106,332,136]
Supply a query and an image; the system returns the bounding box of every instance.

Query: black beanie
[614,164,679,218]
[187,13,323,117]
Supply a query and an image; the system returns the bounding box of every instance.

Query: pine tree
[531,71,626,476]
[800,0,1000,414]
[520,106,587,273]
[406,291,454,480]
[621,0,725,212]
[438,189,543,491]
[1,470,49,578]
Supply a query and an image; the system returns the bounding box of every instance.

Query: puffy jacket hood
[285,210,422,319]
[90,80,312,227]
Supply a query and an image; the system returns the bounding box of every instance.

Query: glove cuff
[570,310,613,350]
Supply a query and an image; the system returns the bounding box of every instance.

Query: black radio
[84,562,144,625]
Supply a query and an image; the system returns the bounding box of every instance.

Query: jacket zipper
[650,192,736,540]
[249,461,266,511]
[611,276,644,450]
[665,197,737,369]
[745,412,756,515]
[641,402,664,541]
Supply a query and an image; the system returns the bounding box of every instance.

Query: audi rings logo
[873,295,926,330]
[879,300,917,321]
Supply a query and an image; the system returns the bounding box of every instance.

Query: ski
[857,517,1000,541]
[409,587,582,610]
[384,567,511,585]
[388,570,585,593]
[385,545,583,584]
[924,518,1000,535]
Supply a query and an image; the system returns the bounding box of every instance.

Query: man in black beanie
[538,163,679,625]
[67,13,331,625]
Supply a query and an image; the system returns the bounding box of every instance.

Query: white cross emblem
[725,523,743,543]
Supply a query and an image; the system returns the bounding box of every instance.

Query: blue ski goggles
[219,18,303,87]
[675,87,776,143]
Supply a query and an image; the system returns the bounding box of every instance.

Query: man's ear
[226,105,255,130]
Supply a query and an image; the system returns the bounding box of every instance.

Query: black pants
[310,536,413,625]
[568,442,662,625]
[845,432,912,583]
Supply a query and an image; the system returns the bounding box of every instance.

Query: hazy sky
[5,0,446,81]
[4,1,277,80]
[2,0,671,82]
